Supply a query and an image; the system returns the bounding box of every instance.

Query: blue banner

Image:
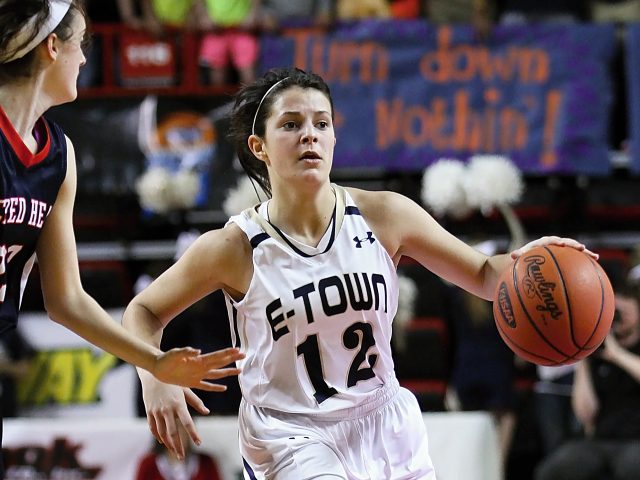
[260,21,616,174]
[627,24,640,174]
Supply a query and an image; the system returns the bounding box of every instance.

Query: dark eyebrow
[280,110,331,116]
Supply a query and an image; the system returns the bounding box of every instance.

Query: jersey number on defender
[0,245,23,302]
[296,321,378,403]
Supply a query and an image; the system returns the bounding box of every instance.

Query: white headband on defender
[0,0,72,64]
[251,77,289,136]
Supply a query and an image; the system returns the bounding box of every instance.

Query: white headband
[251,77,289,136]
[0,0,72,64]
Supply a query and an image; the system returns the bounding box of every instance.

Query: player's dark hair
[228,67,334,198]
[0,0,87,83]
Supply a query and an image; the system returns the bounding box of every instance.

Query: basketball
[493,245,615,366]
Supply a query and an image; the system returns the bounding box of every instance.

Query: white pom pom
[463,155,523,215]
[421,158,471,218]
[174,229,200,261]
[223,176,267,216]
[133,273,153,296]
[135,166,174,214]
[170,169,201,210]
[393,274,418,353]
[472,239,498,257]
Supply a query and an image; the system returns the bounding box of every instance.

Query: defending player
[0,0,244,470]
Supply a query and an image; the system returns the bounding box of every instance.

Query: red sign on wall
[119,31,176,87]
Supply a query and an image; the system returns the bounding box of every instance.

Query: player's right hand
[141,378,207,459]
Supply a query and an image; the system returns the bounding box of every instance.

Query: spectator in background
[260,0,333,31]
[86,0,125,24]
[119,0,198,36]
[193,0,260,86]
[533,364,582,457]
[135,423,222,480]
[77,0,129,88]
[448,286,517,473]
[497,0,588,24]
[388,0,421,18]
[424,0,495,39]
[534,282,640,480]
[336,0,390,21]
[116,0,146,30]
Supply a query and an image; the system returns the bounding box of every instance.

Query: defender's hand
[152,347,244,390]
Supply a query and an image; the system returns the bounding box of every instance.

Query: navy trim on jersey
[250,233,269,249]
[267,202,337,258]
[345,205,360,215]
[243,458,258,480]
[232,305,241,349]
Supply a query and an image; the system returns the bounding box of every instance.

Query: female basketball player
[0,0,243,457]
[123,67,597,478]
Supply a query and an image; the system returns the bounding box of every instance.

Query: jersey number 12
[296,321,378,403]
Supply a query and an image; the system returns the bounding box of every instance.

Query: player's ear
[44,33,59,61]
[248,135,269,164]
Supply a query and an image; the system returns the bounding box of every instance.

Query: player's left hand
[151,347,244,390]
[510,236,598,260]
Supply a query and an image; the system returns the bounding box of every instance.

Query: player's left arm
[350,188,593,301]
[349,188,505,300]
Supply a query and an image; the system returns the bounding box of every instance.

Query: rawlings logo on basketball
[494,245,615,367]
[523,255,562,321]
[496,282,517,328]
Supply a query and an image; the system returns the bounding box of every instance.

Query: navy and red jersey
[0,107,67,335]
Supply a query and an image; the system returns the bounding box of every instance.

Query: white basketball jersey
[225,185,399,415]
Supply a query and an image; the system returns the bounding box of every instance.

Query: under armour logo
[353,232,375,248]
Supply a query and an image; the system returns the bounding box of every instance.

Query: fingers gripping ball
[493,245,615,366]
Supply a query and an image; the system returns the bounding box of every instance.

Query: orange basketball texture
[493,245,615,366]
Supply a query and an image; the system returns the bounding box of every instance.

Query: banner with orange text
[260,21,616,174]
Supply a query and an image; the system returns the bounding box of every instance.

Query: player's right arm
[122,222,253,458]
[124,224,252,334]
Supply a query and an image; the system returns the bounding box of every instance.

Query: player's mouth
[299,151,322,161]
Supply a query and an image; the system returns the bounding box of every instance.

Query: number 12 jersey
[225,185,399,415]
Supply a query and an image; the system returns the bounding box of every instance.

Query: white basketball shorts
[239,380,437,479]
